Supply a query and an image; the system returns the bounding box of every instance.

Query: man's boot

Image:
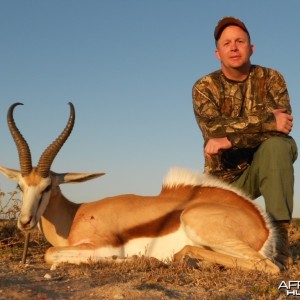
[274,220,293,268]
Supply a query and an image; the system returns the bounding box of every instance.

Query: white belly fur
[94,225,193,261]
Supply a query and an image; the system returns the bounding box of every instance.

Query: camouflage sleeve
[192,69,291,148]
[266,70,292,114]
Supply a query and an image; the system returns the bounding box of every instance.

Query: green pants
[232,137,298,221]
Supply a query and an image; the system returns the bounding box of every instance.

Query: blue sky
[0,1,299,216]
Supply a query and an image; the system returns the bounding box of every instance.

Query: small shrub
[0,189,23,248]
[0,190,21,220]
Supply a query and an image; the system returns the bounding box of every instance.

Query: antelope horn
[7,103,33,176]
[37,102,75,178]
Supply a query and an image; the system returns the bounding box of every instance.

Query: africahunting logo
[278,281,300,296]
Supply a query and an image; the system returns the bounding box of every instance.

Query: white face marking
[18,176,51,231]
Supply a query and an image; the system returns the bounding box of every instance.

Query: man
[192,17,298,265]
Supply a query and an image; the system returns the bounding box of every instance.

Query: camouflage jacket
[193,65,293,182]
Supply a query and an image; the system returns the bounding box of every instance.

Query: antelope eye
[16,184,23,192]
[44,185,51,193]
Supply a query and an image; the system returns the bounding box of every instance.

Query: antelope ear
[54,172,105,184]
[0,166,21,181]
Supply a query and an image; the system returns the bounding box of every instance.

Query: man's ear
[250,44,255,56]
[215,48,221,61]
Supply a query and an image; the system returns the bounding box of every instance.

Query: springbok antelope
[0,102,286,273]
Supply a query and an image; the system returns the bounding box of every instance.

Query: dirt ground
[1,221,300,299]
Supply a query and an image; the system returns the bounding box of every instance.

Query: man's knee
[257,137,297,163]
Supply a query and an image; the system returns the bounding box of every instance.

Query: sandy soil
[1,221,300,299]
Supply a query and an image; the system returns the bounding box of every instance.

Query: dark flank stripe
[112,210,183,247]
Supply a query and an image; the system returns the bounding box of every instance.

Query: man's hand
[204,137,232,158]
[273,109,293,134]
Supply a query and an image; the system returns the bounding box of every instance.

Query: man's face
[215,25,254,74]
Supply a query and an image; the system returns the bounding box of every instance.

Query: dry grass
[1,190,300,299]
[0,190,22,248]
